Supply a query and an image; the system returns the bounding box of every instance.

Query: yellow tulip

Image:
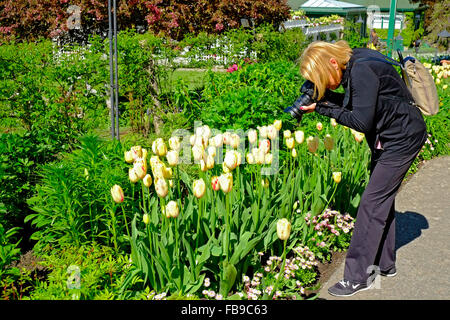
[169,136,181,151]
[166,150,179,167]
[276,218,291,241]
[213,134,223,148]
[246,152,255,164]
[230,133,240,149]
[193,179,206,198]
[111,184,124,203]
[143,174,153,187]
[224,150,238,170]
[285,137,295,149]
[333,171,342,184]
[294,130,304,144]
[273,119,282,131]
[248,129,258,145]
[133,158,147,179]
[192,144,204,162]
[165,200,179,218]
[265,153,273,165]
[154,177,168,198]
[124,151,134,163]
[316,122,323,131]
[258,126,268,139]
[330,118,338,128]
[129,168,140,183]
[267,125,278,140]
[291,148,297,158]
[259,139,271,154]
[218,172,233,193]
[283,130,291,139]
[130,146,142,160]
[156,141,167,157]
[261,178,269,188]
[143,213,149,225]
[206,154,215,170]
[163,166,173,179]
[207,146,216,158]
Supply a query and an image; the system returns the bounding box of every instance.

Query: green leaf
[219,261,237,297]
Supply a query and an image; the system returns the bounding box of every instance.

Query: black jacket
[315,48,427,161]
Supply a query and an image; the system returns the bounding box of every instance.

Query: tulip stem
[121,204,130,239]
[110,206,118,253]
[271,239,287,299]
[195,197,203,256]
[321,182,338,216]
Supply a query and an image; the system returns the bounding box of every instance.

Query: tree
[0,0,291,42]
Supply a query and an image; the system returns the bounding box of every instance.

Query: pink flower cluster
[305,209,354,242]
[226,64,239,73]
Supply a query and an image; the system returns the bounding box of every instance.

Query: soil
[306,249,347,299]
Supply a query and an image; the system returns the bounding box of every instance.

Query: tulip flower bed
[105,118,372,300]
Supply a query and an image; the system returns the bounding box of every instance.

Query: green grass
[167,69,209,90]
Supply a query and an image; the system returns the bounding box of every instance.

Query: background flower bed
[0,24,449,300]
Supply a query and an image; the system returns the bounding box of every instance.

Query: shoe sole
[327,280,375,297]
[380,272,397,277]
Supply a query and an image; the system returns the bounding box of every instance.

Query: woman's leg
[343,155,416,285]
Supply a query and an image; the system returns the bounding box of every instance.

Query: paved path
[319,156,450,300]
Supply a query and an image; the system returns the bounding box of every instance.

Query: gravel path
[318,156,450,300]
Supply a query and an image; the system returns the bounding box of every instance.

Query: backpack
[355,50,439,116]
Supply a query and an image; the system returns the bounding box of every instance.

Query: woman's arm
[314,63,380,133]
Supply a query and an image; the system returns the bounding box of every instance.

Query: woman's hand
[300,103,316,114]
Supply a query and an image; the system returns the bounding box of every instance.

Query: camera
[284,80,317,122]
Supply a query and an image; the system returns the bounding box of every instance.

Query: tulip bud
[213,134,223,148]
[202,125,211,139]
[152,162,165,179]
[129,168,140,183]
[211,176,220,191]
[291,148,297,158]
[267,125,277,140]
[111,184,124,203]
[207,146,216,158]
[316,122,323,131]
[143,174,153,187]
[165,200,179,218]
[84,168,89,181]
[166,150,179,167]
[169,136,181,151]
[206,154,215,169]
[190,135,196,146]
[154,177,168,198]
[259,139,271,154]
[246,153,255,164]
[273,119,282,131]
[285,137,295,149]
[261,178,269,188]
[333,171,342,184]
[277,218,291,241]
[200,158,207,172]
[294,130,304,144]
[265,153,273,165]
[218,173,233,193]
[168,179,174,188]
[306,136,319,153]
[131,146,143,160]
[156,140,167,157]
[222,162,231,173]
[353,132,365,143]
[124,151,134,163]
[230,133,240,149]
[224,150,238,171]
[248,129,258,145]
[258,126,268,139]
[255,149,266,165]
[192,144,205,162]
[163,166,173,179]
[143,213,150,225]
[193,179,206,198]
[133,158,147,179]
[283,130,292,139]
[223,132,232,145]
[330,118,338,127]
[324,134,334,151]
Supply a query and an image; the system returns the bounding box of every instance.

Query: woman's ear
[329,57,339,71]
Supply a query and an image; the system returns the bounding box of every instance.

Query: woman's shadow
[395,211,429,250]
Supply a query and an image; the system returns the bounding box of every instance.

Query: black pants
[343,149,421,284]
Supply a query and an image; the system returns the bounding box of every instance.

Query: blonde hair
[299,40,353,100]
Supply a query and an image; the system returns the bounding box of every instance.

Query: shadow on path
[395,211,429,251]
